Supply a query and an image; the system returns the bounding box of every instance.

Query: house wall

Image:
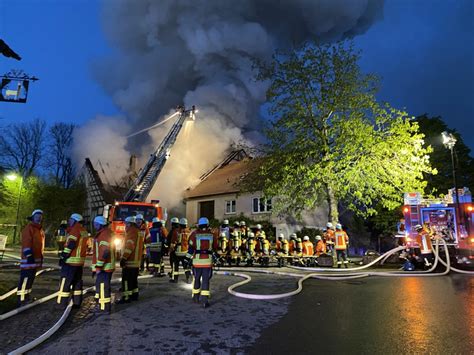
[185,192,329,237]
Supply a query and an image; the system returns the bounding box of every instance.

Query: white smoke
[79,0,383,209]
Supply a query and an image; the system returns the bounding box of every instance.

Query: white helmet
[223,219,229,225]
[315,235,322,241]
[279,233,284,239]
[94,216,107,226]
[135,214,144,220]
[256,224,262,229]
[31,209,43,216]
[240,221,246,226]
[290,233,297,238]
[179,218,188,225]
[326,222,333,228]
[248,232,255,238]
[336,223,342,230]
[171,217,179,224]
[198,217,209,226]
[70,213,83,222]
[303,236,309,241]
[414,224,423,231]
[234,221,240,226]
[125,216,136,224]
[152,217,160,223]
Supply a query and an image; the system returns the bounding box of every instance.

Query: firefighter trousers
[122,267,139,301]
[336,250,349,267]
[95,271,112,312]
[168,251,176,277]
[17,268,36,306]
[57,264,84,306]
[192,267,213,302]
[149,250,164,274]
[172,255,191,281]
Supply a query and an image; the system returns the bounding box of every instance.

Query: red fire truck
[401,188,474,267]
[104,201,165,251]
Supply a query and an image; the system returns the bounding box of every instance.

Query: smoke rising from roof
[83,0,384,211]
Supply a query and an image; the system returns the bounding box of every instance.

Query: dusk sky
[1,0,473,151]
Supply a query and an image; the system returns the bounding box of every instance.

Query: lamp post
[441,131,462,233]
[6,173,23,244]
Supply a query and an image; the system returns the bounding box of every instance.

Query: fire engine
[401,187,474,267]
[103,106,196,250]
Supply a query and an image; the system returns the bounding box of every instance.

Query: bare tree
[48,122,75,188]
[0,119,46,177]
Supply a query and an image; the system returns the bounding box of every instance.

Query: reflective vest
[315,240,327,256]
[56,227,67,242]
[282,240,289,255]
[289,239,296,254]
[230,233,241,250]
[147,226,166,252]
[246,238,256,255]
[261,239,270,255]
[187,229,217,268]
[138,223,149,254]
[92,227,115,272]
[416,231,433,254]
[64,223,89,266]
[172,227,190,256]
[20,222,45,269]
[334,231,349,250]
[302,241,314,256]
[122,225,144,268]
[324,229,335,244]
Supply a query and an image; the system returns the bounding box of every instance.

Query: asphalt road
[252,274,474,354]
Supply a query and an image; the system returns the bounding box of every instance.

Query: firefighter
[314,235,326,257]
[167,217,180,279]
[169,218,191,283]
[240,221,248,239]
[323,223,335,256]
[229,229,242,266]
[92,216,115,313]
[219,219,230,239]
[217,232,229,266]
[147,217,167,276]
[414,224,434,268]
[135,214,149,273]
[118,216,143,303]
[276,234,289,267]
[260,235,270,267]
[186,217,218,308]
[55,220,68,254]
[302,236,314,266]
[334,223,349,268]
[17,209,45,307]
[245,232,256,266]
[57,213,89,307]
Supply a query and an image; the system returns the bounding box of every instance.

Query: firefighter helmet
[315,235,322,241]
[303,236,309,241]
[152,217,160,223]
[240,221,246,226]
[60,220,68,225]
[70,213,83,222]
[336,223,342,230]
[279,233,284,239]
[171,217,179,224]
[93,216,107,226]
[234,221,240,227]
[198,217,209,226]
[414,224,423,231]
[31,209,43,216]
[125,216,136,224]
[223,219,229,225]
[256,224,262,229]
[179,218,188,225]
[248,232,255,238]
[135,214,144,220]
[326,222,333,228]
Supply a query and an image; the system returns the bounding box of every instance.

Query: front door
[199,200,215,221]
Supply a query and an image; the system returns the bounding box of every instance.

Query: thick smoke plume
[83,0,384,211]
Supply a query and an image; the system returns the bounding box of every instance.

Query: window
[252,197,272,213]
[225,200,236,214]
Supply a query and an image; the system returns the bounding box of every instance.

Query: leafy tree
[416,115,473,193]
[244,41,435,223]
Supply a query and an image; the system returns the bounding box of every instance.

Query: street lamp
[5,173,23,244]
[441,131,462,232]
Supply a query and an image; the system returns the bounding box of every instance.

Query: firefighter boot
[192,294,200,304]
[185,271,191,284]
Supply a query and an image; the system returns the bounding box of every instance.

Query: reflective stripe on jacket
[92,227,115,272]
[64,223,89,266]
[20,222,45,269]
[334,231,349,250]
[122,225,143,268]
[187,229,217,268]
